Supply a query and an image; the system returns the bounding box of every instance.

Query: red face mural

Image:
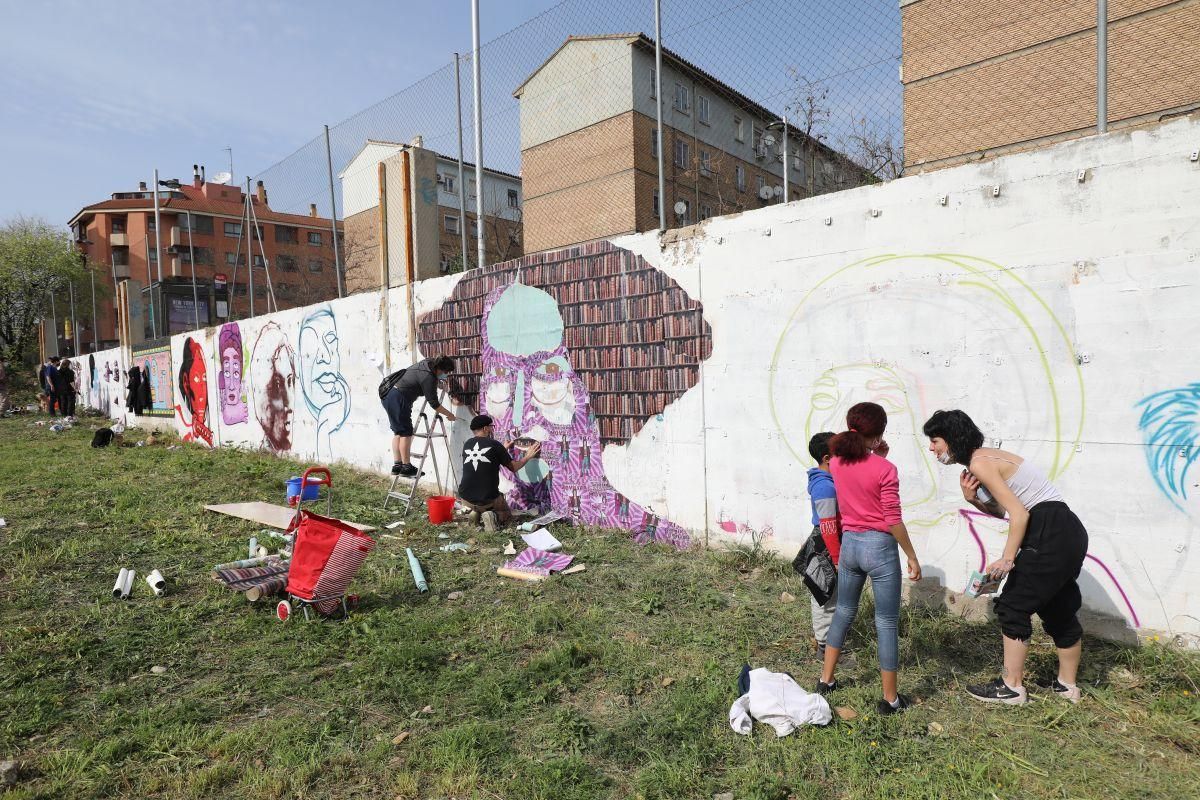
[176,337,213,446]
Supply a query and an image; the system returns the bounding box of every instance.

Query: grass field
[1,414,1197,799]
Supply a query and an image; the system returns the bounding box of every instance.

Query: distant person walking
[40,356,60,415]
[53,358,77,417]
[924,409,1088,705]
[817,401,922,715]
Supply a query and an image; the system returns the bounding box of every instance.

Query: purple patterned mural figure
[218,322,248,426]
[476,281,690,547]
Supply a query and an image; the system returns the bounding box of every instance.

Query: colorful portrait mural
[250,322,296,453]
[175,336,212,446]
[298,307,351,461]
[130,343,174,417]
[416,240,712,547]
[217,322,248,426]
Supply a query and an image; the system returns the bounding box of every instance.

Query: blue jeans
[825,530,902,671]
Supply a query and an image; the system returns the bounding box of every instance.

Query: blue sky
[0,0,563,226]
[0,0,901,225]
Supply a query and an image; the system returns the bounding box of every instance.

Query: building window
[442,174,456,194]
[794,156,807,185]
[700,204,713,221]
[675,199,691,225]
[507,188,519,208]
[650,128,658,157]
[697,94,711,125]
[181,246,214,265]
[444,215,460,234]
[147,219,157,233]
[275,225,298,244]
[278,255,298,272]
[673,82,690,113]
[112,248,129,267]
[178,215,212,235]
[735,164,746,192]
[699,150,712,177]
[650,68,656,99]
[307,231,322,246]
[308,258,323,272]
[225,252,238,266]
[224,221,242,237]
[468,180,476,200]
[253,254,265,268]
[470,219,479,237]
[111,217,126,233]
[734,116,745,142]
[673,139,689,169]
[756,174,767,198]
[752,122,763,150]
[148,248,157,263]
[652,189,660,218]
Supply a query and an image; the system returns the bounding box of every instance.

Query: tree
[784,72,831,196]
[0,216,87,363]
[842,116,904,182]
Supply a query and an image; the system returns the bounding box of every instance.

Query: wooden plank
[204,501,376,533]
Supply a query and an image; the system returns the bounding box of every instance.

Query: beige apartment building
[515,34,868,253]
[902,0,1200,171]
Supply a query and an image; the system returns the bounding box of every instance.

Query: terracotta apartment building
[68,168,343,346]
[902,0,1200,171]
[515,33,868,252]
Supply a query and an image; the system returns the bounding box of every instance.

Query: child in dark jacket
[806,432,842,658]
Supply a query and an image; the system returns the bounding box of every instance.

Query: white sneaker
[481,511,498,533]
[1051,678,1081,703]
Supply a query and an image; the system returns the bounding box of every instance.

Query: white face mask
[937,450,955,465]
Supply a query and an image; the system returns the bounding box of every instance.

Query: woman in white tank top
[924,410,1089,707]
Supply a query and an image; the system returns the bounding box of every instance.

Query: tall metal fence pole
[324,124,345,297]
[455,53,469,270]
[186,211,199,329]
[654,0,666,231]
[151,168,163,338]
[1097,0,1108,133]
[471,0,485,269]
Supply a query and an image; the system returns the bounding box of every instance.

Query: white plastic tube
[145,569,165,597]
[113,568,129,598]
[120,568,135,599]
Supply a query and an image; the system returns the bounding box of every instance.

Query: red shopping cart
[275,467,375,622]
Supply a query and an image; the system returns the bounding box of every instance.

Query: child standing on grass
[805,432,842,659]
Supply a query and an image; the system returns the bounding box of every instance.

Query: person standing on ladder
[381,355,458,477]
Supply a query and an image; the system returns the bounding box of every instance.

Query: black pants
[994,501,1088,648]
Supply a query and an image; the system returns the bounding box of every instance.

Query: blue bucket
[286,476,320,503]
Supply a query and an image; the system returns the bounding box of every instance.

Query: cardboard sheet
[204,501,376,533]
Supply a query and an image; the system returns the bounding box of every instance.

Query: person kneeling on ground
[381,355,458,476]
[458,414,541,532]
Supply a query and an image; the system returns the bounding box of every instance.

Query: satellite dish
[758,185,773,200]
[673,201,687,215]
[762,134,776,148]
[773,185,784,198]
[213,171,233,185]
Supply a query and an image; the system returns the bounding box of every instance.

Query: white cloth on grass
[728,668,832,736]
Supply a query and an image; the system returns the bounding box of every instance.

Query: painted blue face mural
[1137,382,1200,516]
[298,307,351,460]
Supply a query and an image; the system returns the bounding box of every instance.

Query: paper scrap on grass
[503,547,574,577]
[503,540,516,556]
[0,518,6,527]
[520,528,562,552]
[386,520,404,530]
[440,542,470,552]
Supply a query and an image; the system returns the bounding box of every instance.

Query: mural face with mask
[176,337,212,446]
[218,322,248,426]
[251,322,295,453]
[298,307,350,460]
[479,282,689,547]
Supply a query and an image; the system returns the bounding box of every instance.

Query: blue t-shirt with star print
[458,436,514,503]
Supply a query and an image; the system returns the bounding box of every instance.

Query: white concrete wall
[91,115,1200,644]
[518,38,634,151]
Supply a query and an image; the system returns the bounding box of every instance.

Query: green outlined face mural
[770,253,1086,525]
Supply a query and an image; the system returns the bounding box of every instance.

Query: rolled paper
[210,555,276,576]
[496,567,547,582]
[120,569,136,599]
[113,568,129,598]
[406,547,428,593]
[249,537,257,560]
[146,569,165,597]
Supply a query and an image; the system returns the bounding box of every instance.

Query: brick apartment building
[68,167,343,346]
[902,0,1200,172]
[339,139,523,292]
[514,33,868,252]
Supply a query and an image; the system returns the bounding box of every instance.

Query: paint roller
[406,547,428,593]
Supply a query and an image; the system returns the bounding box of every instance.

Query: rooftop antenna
[223,147,234,183]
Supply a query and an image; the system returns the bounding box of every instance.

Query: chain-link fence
[253,0,1200,280]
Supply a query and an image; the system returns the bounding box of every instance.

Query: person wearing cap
[381,355,458,476]
[459,414,542,532]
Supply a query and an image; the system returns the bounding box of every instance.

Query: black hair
[178,337,197,413]
[922,409,985,466]
[430,355,456,373]
[808,431,835,463]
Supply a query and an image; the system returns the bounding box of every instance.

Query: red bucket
[427,495,456,524]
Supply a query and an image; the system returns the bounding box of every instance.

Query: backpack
[792,529,837,605]
[92,428,114,448]
[377,368,406,400]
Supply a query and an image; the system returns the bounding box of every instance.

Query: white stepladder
[384,390,460,515]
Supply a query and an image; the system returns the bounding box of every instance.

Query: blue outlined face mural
[1137,383,1200,516]
[298,307,350,460]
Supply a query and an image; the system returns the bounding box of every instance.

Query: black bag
[792,529,837,606]
[378,368,406,400]
[91,428,114,448]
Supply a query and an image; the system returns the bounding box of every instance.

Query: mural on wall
[250,322,296,453]
[298,307,351,461]
[1136,383,1200,516]
[217,322,249,426]
[130,342,174,417]
[175,336,213,446]
[417,240,712,547]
